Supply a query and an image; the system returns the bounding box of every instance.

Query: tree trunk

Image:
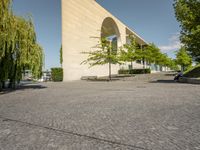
[9,63,17,89]
[109,62,111,81]
[142,58,145,74]
[181,65,184,72]
[0,81,3,92]
[142,58,145,69]
[131,61,133,69]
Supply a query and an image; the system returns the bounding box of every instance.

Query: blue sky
[96,0,181,56]
[13,0,180,70]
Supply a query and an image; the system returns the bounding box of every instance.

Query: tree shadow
[0,83,47,95]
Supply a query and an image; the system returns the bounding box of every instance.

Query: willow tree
[0,0,43,90]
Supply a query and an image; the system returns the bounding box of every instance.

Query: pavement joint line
[0,115,149,150]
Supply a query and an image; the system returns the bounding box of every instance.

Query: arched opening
[101,17,121,53]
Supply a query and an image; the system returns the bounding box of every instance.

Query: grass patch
[183,64,200,78]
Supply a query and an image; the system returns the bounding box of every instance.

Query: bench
[81,76,98,80]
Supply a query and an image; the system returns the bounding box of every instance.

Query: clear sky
[96,0,181,57]
[13,0,180,70]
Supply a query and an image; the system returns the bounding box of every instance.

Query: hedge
[183,64,200,78]
[51,68,63,82]
[118,68,151,74]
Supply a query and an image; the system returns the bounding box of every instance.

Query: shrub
[118,68,151,74]
[118,69,130,74]
[183,64,200,78]
[130,68,151,74]
[51,68,63,82]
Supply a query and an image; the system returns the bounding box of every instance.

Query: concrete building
[62,0,148,81]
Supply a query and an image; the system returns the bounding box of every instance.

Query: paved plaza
[0,73,200,150]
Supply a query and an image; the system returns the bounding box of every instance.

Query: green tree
[81,38,122,80]
[60,45,63,67]
[143,43,178,71]
[120,39,173,70]
[51,67,63,82]
[157,53,174,71]
[0,0,43,90]
[169,59,179,71]
[158,53,170,67]
[174,0,200,62]
[143,43,161,65]
[176,47,192,71]
[120,35,140,69]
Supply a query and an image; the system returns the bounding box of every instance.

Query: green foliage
[118,69,151,74]
[0,0,43,89]
[118,69,130,74]
[174,0,200,62]
[176,47,192,71]
[120,36,159,69]
[143,43,162,64]
[157,53,172,68]
[120,35,141,67]
[140,43,178,70]
[119,36,178,71]
[82,36,178,79]
[51,67,63,82]
[167,59,179,71]
[81,38,122,80]
[82,38,122,66]
[183,64,200,78]
[60,45,63,66]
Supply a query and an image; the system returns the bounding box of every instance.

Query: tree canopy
[119,35,141,68]
[120,36,170,69]
[81,38,122,80]
[174,0,200,62]
[82,36,178,79]
[143,43,160,64]
[82,38,121,66]
[0,0,43,89]
[176,47,192,71]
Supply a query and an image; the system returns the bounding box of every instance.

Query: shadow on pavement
[150,80,179,84]
[165,73,176,76]
[0,84,47,95]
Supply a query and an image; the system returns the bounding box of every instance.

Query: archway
[101,17,121,53]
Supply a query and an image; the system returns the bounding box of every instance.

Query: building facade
[62,0,148,81]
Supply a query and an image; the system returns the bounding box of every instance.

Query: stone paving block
[0,73,200,149]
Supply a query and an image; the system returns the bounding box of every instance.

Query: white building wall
[62,0,146,81]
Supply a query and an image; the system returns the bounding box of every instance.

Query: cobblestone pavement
[0,73,200,150]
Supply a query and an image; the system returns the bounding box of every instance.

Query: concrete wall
[62,0,147,81]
